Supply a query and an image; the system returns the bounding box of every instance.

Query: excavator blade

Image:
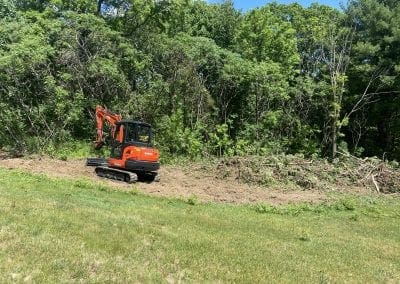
[86,157,107,167]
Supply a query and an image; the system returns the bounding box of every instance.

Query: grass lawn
[0,168,399,282]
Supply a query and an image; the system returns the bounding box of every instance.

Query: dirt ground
[0,156,328,205]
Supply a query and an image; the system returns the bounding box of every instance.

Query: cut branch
[372,175,380,193]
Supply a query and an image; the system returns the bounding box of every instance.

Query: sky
[207,0,344,11]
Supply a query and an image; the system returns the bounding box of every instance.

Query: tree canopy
[0,0,399,161]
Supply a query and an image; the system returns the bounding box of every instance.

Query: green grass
[0,169,399,282]
[44,141,104,160]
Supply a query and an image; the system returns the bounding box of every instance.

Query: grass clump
[186,195,199,206]
[252,196,399,218]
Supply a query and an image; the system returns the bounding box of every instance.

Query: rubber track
[95,166,138,183]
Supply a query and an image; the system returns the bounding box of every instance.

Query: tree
[320,17,355,158]
[345,0,400,159]
[0,0,16,19]
[235,6,300,69]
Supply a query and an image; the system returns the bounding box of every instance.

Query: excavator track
[95,166,138,184]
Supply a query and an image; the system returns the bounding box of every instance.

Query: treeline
[0,0,399,160]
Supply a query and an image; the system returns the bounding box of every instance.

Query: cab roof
[117,120,152,128]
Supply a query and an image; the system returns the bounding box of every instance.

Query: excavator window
[137,125,150,144]
[124,123,151,146]
[126,124,137,143]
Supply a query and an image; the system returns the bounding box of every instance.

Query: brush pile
[214,154,400,193]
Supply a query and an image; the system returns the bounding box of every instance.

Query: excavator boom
[95,105,123,149]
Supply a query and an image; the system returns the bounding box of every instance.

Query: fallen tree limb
[372,175,380,193]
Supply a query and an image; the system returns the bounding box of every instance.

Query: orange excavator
[87,105,160,183]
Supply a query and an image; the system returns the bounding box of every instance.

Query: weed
[186,195,198,205]
[261,170,275,186]
[97,185,110,192]
[254,204,278,214]
[365,205,383,216]
[128,187,141,196]
[73,179,94,190]
[299,235,311,242]
[341,198,357,211]
[349,214,360,221]
[298,229,311,241]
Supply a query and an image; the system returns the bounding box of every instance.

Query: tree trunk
[332,122,337,159]
[97,0,104,15]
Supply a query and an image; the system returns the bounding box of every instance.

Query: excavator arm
[94,105,123,149]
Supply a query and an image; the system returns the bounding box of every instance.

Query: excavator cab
[111,121,153,159]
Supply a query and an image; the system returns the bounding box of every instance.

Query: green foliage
[0,0,399,161]
[345,0,400,160]
[0,9,142,153]
[157,110,204,159]
[235,6,300,69]
[208,123,233,157]
[45,141,94,159]
[0,0,16,19]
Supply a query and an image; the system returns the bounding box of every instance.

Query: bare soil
[0,156,327,205]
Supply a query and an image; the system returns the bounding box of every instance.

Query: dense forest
[0,0,399,161]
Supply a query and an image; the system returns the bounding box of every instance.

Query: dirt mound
[0,156,326,205]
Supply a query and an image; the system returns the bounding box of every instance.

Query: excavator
[86,105,160,183]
